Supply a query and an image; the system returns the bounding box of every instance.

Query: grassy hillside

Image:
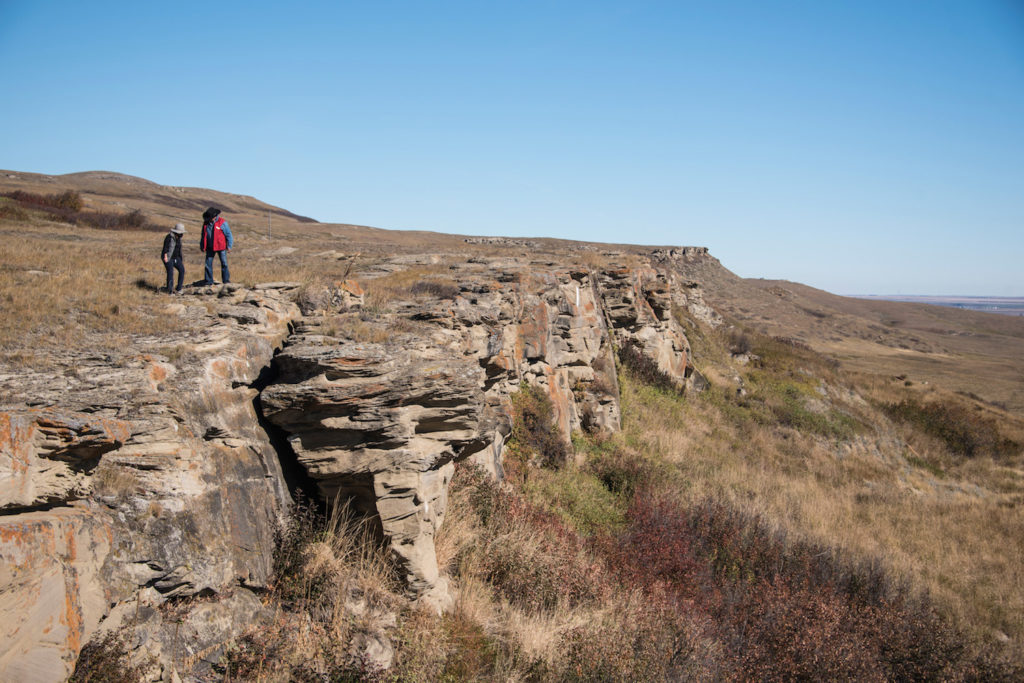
[670,253,1024,415]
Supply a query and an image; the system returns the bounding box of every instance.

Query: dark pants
[204,250,229,284]
[165,256,184,292]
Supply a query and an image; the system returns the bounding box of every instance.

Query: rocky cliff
[0,250,715,681]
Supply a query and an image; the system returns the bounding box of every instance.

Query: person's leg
[218,250,230,284]
[165,261,175,293]
[204,252,214,284]
[173,257,185,291]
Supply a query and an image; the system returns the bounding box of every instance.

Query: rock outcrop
[260,256,701,609]
[0,248,714,680]
[0,284,299,682]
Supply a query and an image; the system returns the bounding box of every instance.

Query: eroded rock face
[0,283,300,682]
[262,328,484,610]
[0,248,715,680]
[260,256,702,608]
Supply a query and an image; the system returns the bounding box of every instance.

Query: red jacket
[200,217,230,252]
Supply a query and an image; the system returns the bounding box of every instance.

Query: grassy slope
[212,318,1022,680]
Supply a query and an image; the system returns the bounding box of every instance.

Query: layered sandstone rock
[0,283,299,682]
[0,248,714,680]
[260,256,701,609]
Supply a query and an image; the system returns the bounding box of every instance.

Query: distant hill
[670,255,1024,414]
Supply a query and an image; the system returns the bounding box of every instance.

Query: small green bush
[524,467,626,537]
[508,383,571,469]
[769,383,858,439]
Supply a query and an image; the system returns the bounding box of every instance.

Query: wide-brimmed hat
[171,223,186,234]
[202,207,221,222]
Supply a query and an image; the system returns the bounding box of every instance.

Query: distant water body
[851,295,1024,316]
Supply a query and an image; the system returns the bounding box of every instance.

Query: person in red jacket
[200,207,234,285]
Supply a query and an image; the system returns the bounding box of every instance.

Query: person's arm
[222,221,233,250]
[163,234,171,262]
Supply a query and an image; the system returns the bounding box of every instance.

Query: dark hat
[202,207,221,222]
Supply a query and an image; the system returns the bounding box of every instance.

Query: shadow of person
[133,278,162,293]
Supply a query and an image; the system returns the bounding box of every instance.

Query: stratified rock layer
[261,257,700,608]
[0,284,300,682]
[0,250,712,680]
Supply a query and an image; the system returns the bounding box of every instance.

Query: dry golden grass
[359,264,455,314]
[91,464,140,500]
[0,219,197,360]
[616,333,1024,655]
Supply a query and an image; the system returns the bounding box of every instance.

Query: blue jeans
[165,256,184,292]
[204,250,229,284]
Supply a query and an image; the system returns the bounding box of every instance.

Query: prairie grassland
[0,219,195,360]
[0,215,357,362]
[621,318,1024,654]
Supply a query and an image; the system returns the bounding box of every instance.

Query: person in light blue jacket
[200,207,234,284]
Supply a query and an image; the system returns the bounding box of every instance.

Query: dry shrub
[3,189,83,211]
[0,199,28,221]
[436,609,500,680]
[359,265,451,315]
[602,493,1011,680]
[452,464,609,614]
[222,496,400,682]
[550,589,702,682]
[409,279,460,299]
[725,327,752,355]
[618,338,681,394]
[92,465,140,501]
[447,462,708,680]
[586,441,662,502]
[294,281,332,315]
[883,396,1021,460]
[2,190,160,231]
[70,624,155,683]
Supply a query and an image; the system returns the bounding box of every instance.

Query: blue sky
[2,1,1022,295]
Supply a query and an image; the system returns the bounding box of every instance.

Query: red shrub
[722,578,885,681]
[610,496,710,602]
[452,463,613,612]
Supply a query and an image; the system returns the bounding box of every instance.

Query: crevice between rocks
[250,353,325,515]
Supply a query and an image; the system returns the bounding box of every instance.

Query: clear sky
[2,1,1022,295]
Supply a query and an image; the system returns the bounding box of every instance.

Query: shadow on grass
[134,278,162,293]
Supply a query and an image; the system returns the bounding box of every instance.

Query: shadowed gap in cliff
[250,356,326,516]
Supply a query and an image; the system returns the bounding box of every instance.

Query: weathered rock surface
[0,248,717,680]
[260,256,703,608]
[0,284,300,682]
